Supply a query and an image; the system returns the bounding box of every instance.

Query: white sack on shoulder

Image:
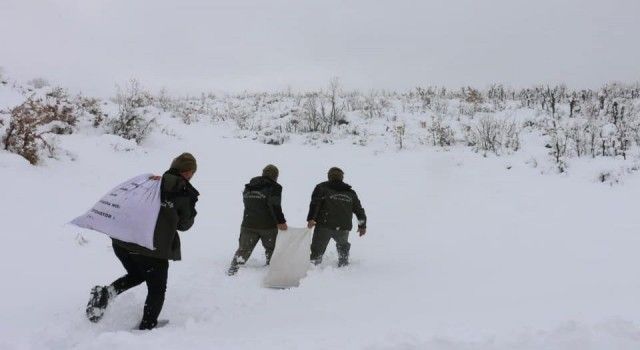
[70,173,161,250]
[264,227,312,289]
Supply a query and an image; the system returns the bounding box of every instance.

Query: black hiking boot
[138,319,158,330]
[86,285,113,323]
[227,264,239,276]
[265,253,272,266]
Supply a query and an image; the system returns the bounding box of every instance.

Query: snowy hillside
[3,74,640,183]
[1,73,640,349]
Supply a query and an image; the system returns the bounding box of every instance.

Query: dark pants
[111,245,168,326]
[231,227,278,266]
[310,227,351,263]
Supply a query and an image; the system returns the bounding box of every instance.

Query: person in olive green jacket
[227,164,288,276]
[307,167,367,267]
[86,153,199,330]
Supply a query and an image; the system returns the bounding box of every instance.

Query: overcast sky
[1,0,639,97]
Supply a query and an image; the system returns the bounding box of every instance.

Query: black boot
[227,254,247,275]
[86,285,113,323]
[265,251,273,266]
[138,319,158,330]
[227,264,239,276]
[337,245,350,267]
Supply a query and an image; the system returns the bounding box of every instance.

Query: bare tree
[328,77,344,129]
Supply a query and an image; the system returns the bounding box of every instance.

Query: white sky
[1,0,639,97]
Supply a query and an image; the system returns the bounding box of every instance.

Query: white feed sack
[71,174,162,250]
[264,227,313,289]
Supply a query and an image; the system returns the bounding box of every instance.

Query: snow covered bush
[171,101,202,125]
[108,80,155,143]
[75,96,105,128]
[464,116,520,156]
[154,88,173,112]
[108,105,155,144]
[546,123,569,172]
[2,72,639,179]
[2,88,77,164]
[256,128,289,145]
[300,93,331,133]
[113,79,153,109]
[427,115,455,147]
[363,92,389,120]
[429,97,449,116]
[393,121,406,150]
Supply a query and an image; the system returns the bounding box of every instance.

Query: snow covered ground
[1,116,640,349]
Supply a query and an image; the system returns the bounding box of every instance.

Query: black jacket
[307,180,366,231]
[241,176,286,230]
[113,169,199,260]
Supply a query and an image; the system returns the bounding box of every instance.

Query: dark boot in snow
[227,264,239,276]
[137,319,169,330]
[86,285,114,323]
[227,255,247,276]
[265,251,273,266]
[138,319,158,330]
[336,240,350,268]
[336,239,351,267]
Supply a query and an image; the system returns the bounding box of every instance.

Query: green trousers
[231,226,278,266]
[310,227,351,264]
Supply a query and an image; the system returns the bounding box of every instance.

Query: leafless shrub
[109,80,155,143]
[327,78,344,129]
[465,116,520,155]
[393,121,406,150]
[155,88,173,112]
[429,97,449,115]
[113,79,153,109]
[427,115,455,147]
[76,95,105,128]
[172,101,201,125]
[363,92,388,119]
[300,93,331,133]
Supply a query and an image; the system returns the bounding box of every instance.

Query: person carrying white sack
[85,153,199,330]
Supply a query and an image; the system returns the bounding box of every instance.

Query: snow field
[1,120,639,349]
